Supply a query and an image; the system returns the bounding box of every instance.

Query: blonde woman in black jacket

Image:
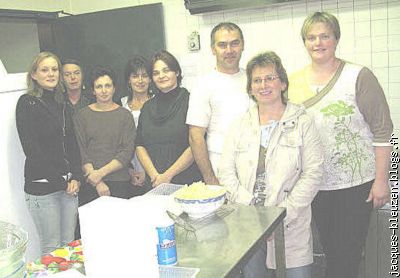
[16,52,82,255]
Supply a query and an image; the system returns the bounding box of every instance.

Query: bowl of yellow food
[174,182,227,219]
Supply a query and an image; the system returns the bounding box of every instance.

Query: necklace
[134,95,149,103]
[129,95,149,110]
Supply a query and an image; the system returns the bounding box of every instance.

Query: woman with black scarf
[135,50,202,190]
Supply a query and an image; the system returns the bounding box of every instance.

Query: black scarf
[149,86,187,124]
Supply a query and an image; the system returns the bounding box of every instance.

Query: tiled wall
[3,0,397,135]
[157,0,400,137]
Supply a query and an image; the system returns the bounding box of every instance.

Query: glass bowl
[0,220,28,278]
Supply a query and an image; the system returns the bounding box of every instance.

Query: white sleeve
[132,153,144,172]
[218,118,253,205]
[186,78,211,128]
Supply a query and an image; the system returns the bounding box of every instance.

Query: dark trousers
[312,180,373,278]
[234,241,268,278]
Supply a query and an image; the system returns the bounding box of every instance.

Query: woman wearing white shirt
[121,56,152,187]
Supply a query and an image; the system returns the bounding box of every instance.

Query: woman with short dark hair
[74,65,137,204]
[121,55,152,187]
[136,50,202,188]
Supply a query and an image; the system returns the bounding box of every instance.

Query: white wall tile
[388,2,400,19]
[339,29,355,54]
[389,66,400,82]
[202,15,214,26]
[340,52,356,63]
[355,37,372,53]
[250,9,266,22]
[373,67,389,83]
[388,82,400,99]
[388,34,400,51]
[337,9,355,24]
[388,124,399,137]
[321,0,339,13]
[339,39,355,54]
[353,0,370,6]
[372,52,389,68]
[381,82,389,94]
[305,1,322,13]
[389,51,400,67]
[292,17,306,35]
[389,116,400,133]
[277,5,293,18]
[353,7,371,22]
[372,36,389,52]
[371,0,389,4]
[236,10,253,24]
[388,101,400,115]
[389,19,400,34]
[371,4,388,20]
[338,0,354,9]
[266,6,279,20]
[340,21,355,37]
[355,21,372,37]
[355,53,372,68]
[371,19,388,37]
[291,3,308,17]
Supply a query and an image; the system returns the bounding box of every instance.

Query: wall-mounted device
[187,31,200,51]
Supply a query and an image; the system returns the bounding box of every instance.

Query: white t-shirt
[186,69,250,172]
[121,96,141,127]
[121,96,143,172]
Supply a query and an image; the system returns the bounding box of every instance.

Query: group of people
[16,11,392,278]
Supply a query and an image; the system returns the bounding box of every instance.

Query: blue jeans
[284,264,312,278]
[25,191,78,255]
[240,242,312,278]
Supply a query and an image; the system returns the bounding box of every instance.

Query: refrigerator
[0,59,40,261]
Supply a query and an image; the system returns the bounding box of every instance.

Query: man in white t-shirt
[186,22,250,185]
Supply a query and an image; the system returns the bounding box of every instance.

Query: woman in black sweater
[135,50,202,188]
[16,52,82,255]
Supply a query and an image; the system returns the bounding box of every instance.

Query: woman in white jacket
[218,51,323,278]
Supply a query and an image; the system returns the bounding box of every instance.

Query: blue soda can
[156,222,177,265]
